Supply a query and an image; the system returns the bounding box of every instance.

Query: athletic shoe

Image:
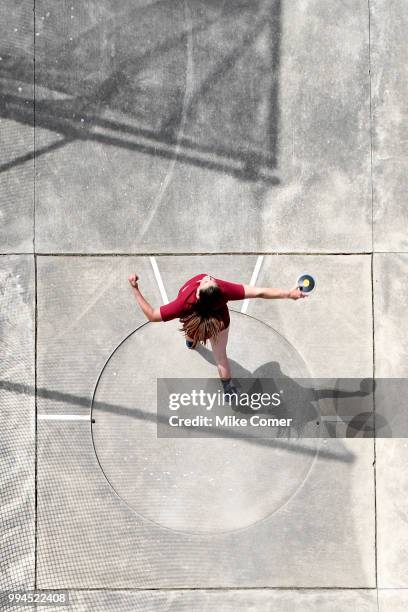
[221,379,239,402]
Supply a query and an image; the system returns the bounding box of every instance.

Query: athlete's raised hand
[128,273,139,289]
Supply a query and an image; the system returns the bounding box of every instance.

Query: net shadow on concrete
[0,377,354,463]
[0,0,282,183]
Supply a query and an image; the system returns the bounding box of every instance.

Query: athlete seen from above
[128,273,306,395]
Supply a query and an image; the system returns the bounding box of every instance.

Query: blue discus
[297,273,316,294]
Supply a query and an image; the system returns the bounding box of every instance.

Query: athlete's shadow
[196,344,374,438]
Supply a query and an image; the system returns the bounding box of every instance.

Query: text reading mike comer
[167,414,293,428]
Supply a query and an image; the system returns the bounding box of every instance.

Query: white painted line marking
[37,414,91,421]
[241,255,264,314]
[150,256,169,304]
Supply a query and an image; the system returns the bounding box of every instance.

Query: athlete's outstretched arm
[128,274,163,322]
[243,285,307,300]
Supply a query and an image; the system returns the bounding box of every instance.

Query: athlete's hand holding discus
[288,287,308,300]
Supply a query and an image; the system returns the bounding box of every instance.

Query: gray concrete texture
[36,255,374,589]
[378,589,408,612]
[0,0,380,254]
[374,254,408,589]
[0,0,407,610]
[43,589,379,612]
[371,1,408,252]
[0,256,35,590]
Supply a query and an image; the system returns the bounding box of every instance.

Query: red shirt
[160,273,245,328]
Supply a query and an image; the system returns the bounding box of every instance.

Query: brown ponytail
[180,311,224,348]
[179,284,225,348]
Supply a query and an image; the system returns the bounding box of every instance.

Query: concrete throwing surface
[0,0,407,610]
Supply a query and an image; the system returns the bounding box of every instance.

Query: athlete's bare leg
[209,326,231,380]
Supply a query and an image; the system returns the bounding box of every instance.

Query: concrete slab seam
[367,0,375,255]
[366,3,379,608]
